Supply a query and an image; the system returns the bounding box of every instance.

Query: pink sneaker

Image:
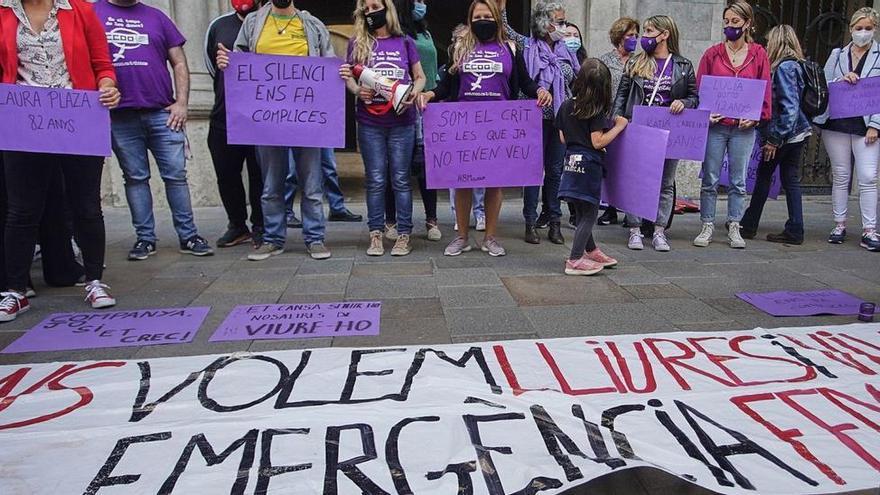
[585,248,618,268]
[564,258,604,276]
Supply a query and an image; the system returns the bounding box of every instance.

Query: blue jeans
[285,148,346,216]
[742,141,805,240]
[111,109,198,243]
[701,125,756,223]
[523,119,565,224]
[450,188,486,219]
[257,146,324,247]
[358,123,415,235]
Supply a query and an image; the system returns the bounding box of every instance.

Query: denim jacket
[764,60,812,147]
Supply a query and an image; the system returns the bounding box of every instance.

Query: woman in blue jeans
[741,25,812,245]
[694,0,771,249]
[342,0,426,257]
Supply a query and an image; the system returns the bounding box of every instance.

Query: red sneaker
[0,292,29,322]
[564,258,604,276]
[85,281,117,309]
[585,248,619,268]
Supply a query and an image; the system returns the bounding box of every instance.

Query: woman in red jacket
[694,0,771,250]
[0,0,121,322]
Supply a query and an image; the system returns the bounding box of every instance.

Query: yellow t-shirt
[256,14,309,56]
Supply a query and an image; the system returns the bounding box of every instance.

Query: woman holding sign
[612,15,698,252]
[0,0,121,322]
[814,7,880,252]
[694,0,771,250]
[419,0,551,257]
[740,25,812,246]
[340,0,426,257]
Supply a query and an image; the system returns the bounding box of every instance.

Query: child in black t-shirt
[556,59,629,276]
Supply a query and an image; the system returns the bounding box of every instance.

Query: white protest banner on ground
[0,323,878,494]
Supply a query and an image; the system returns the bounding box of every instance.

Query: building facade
[101,0,871,206]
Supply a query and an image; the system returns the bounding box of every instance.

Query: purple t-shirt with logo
[348,36,420,128]
[459,41,513,102]
[94,0,186,110]
[643,58,674,107]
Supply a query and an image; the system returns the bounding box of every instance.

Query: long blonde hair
[766,25,804,69]
[628,15,680,79]
[450,0,507,74]
[350,0,404,65]
[724,0,755,43]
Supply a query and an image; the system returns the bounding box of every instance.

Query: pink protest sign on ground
[0,83,110,156]
[1,307,210,353]
[828,77,880,119]
[423,100,544,189]
[603,124,669,221]
[209,302,381,342]
[632,107,710,161]
[698,76,767,121]
[224,52,346,148]
[714,134,782,199]
[737,289,880,317]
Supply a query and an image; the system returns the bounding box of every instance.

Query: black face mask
[272,0,292,8]
[365,9,388,31]
[472,20,497,42]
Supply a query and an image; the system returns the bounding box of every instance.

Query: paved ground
[1,196,878,495]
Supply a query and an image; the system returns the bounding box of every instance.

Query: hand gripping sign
[353,64,413,116]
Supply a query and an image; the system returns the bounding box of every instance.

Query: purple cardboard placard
[1,307,210,353]
[737,290,880,317]
[701,134,781,199]
[698,75,767,121]
[0,83,111,157]
[603,124,669,221]
[423,100,544,189]
[210,302,382,342]
[225,52,346,148]
[632,107,710,161]
[828,77,880,119]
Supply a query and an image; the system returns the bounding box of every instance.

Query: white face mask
[852,29,874,47]
[549,29,566,42]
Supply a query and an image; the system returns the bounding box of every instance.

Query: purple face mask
[724,26,744,41]
[640,35,658,54]
[623,36,638,53]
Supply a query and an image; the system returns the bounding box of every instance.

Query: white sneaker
[728,222,746,249]
[248,243,284,261]
[627,229,644,250]
[694,223,714,247]
[85,281,116,309]
[367,230,385,256]
[653,231,671,252]
[426,222,442,242]
[476,216,487,232]
[384,224,399,241]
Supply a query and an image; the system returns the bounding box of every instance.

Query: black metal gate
[750,0,876,190]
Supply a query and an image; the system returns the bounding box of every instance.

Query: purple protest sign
[0,83,110,156]
[1,307,210,353]
[210,302,382,342]
[737,289,880,317]
[603,124,669,221]
[632,107,710,161]
[698,76,767,121]
[423,100,543,189]
[828,77,880,119]
[711,134,782,199]
[225,52,345,148]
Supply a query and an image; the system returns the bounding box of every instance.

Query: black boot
[524,224,541,244]
[548,222,564,244]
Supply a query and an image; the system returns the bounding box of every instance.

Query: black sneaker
[179,236,214,257]
[828,225,847,244]
[766,232,803,245]
[286,214,303,229]
[329,208,363,222]
[535,211,550,229]
[861,231,880,252]
[217,226,251,248]
[598,209,619,226]
[128,240,156,261]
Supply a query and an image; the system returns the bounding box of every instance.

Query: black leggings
[569,200,599,260]
[3,152,105,292]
